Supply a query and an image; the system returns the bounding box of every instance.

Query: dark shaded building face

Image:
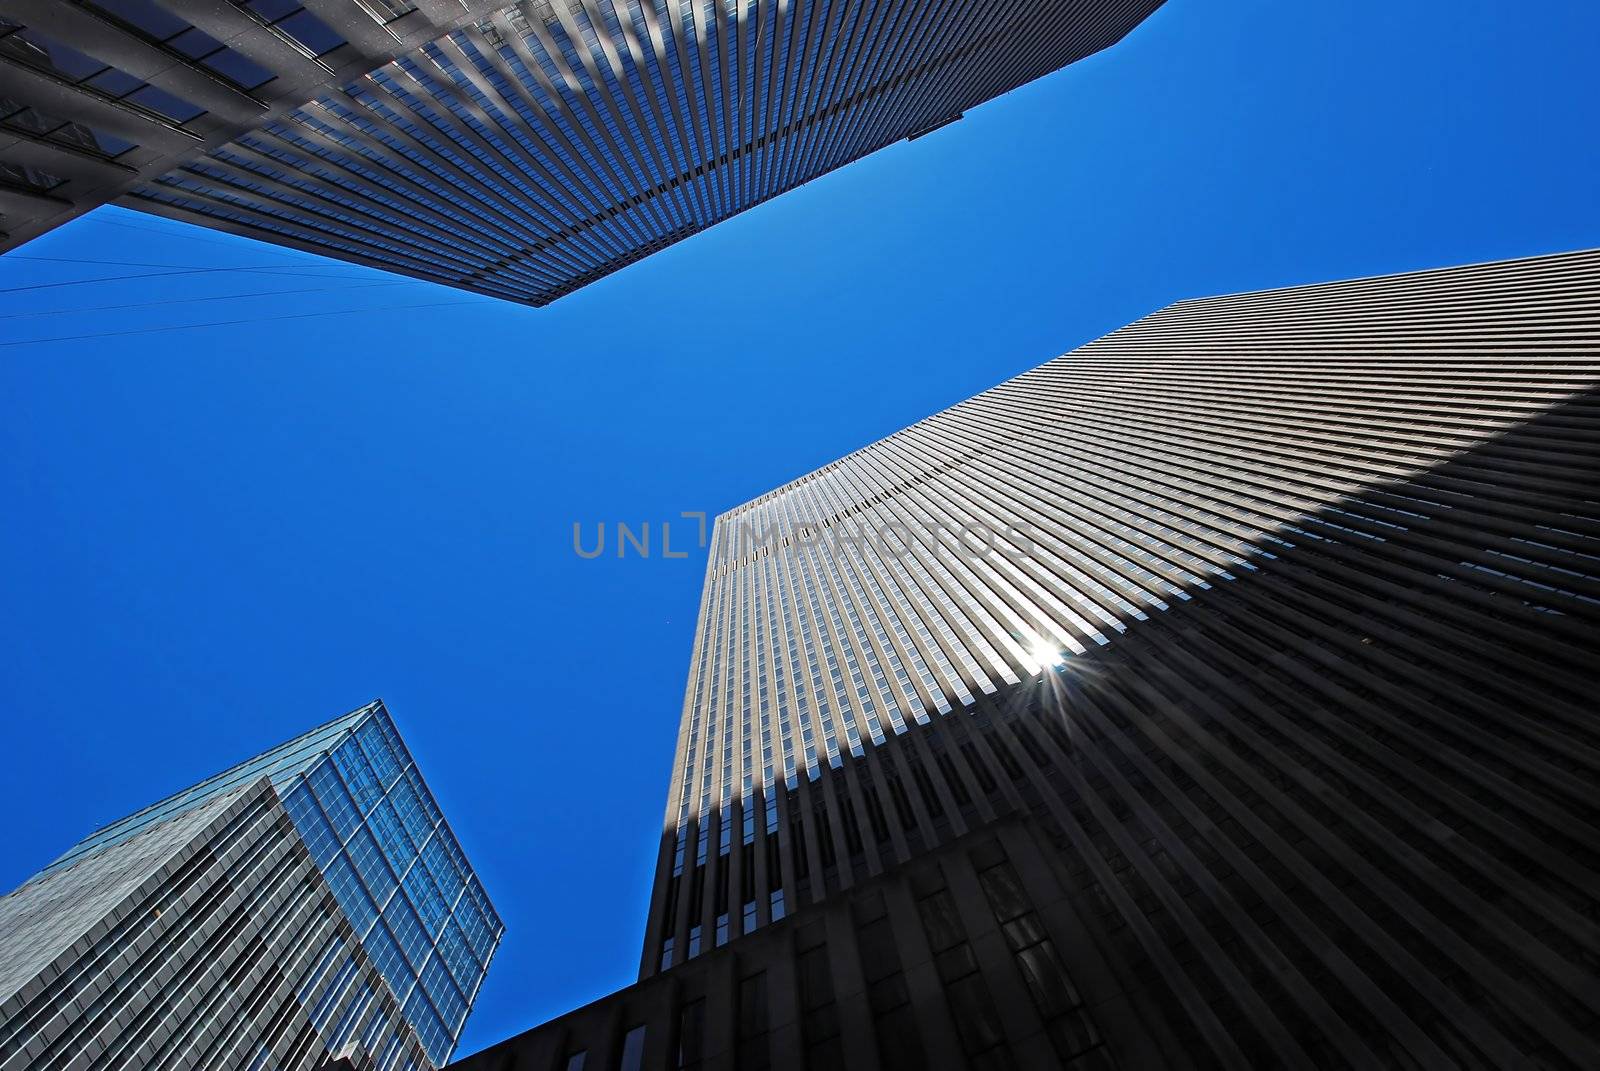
[448,249,1600,1070]
[0,701,502,1071]
[115,0,1166,304]
[0,1,506,252]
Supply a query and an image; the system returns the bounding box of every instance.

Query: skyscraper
[0,1,506,253]
[1,0,1167,303]
[0,700,502,1071]
[447,248,1600,1070]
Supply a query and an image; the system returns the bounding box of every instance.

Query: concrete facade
[450,249,1600,1069]
[0,0,506,251]
[0,0,1166,303]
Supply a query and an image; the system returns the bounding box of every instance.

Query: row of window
[0,19,202,122]
[278,712,499,1065]
[123,0,1065,301]
[0,0,367,195]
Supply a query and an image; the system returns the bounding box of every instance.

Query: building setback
[0,700,502,1071]
[447,248,1600,1070]
[45,0,1172,305]
[0,1,507,253]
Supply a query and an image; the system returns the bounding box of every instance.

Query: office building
[0,700,502,1071]
[448,248,1600,1070]
[0,1,507,252]
[1,0,1167,303]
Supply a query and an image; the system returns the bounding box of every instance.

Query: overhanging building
[449,248,1600,1070]
[1,0,1167,303]
[0,1,506,252]
[0,700,502,1071]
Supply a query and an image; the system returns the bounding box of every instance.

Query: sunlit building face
[610,248,1600,1071]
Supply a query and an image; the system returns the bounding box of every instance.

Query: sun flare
[1025,637,1066,673]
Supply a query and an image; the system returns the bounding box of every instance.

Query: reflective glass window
[346,825,397,902]
[309,760,361,837]
[384,896,430,970]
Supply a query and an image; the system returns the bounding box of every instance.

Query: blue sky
[2,0,1597,1057]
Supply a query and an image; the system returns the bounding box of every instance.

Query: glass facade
[41,704,369,875]
[35,700,502,1067]
[0,777,439,1071]
[279,709,502,1065]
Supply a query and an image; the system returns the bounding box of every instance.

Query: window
[308,761,360,836]
[241,1,345,56]
[977,860,1094,1060]
[619,1025,647,1071]
[0,99,135,159]
[282,784,339,865]
[797,940,841,1068]
[0,23,203,123]
[356,0,418,23]
[125,82,203,121]
[737,972,771,1069]
[84,1,274,90]
[853,894,927,1071]
[676,999,705,1070]
[244,1042,272,1071]
[200,46,273,88]
[563,1052,586,1071]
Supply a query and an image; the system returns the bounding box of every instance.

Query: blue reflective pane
[404,865,448,936]
[323,854,377,934]
[403,985,451,1066]
[283,783,340,866]
[358,718,403,789]
[364,918,411,999]
[454,896,491,962]
[369,799,413,873]
[390,776,433,849]
[406,765,442,826]
[346,825,396,903]
[436,919,478,994]
[332,742,384,812]
[384,896,430,971]
[421,950,467,1031]
[308,758,361,837]
[423,836,461,906]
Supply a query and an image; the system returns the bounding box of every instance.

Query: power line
[0,298,490,348]
[83,212,319,261]
[0,281,412,320]
[7,254,371,274]
[0,263,395,296]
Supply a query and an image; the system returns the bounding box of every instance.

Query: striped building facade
[506,248,1600,1069]
[0,702,502,1071]
[0,1,506,252]
[121,0,1166,304]
[0,778,438,1071]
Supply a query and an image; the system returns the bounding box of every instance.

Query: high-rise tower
[1,0,1166,303]
[0,1,506,253]
[449,248,1600,1070]
[0,700,502,1071]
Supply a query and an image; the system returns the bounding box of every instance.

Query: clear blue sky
[1,0,1597,1057]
